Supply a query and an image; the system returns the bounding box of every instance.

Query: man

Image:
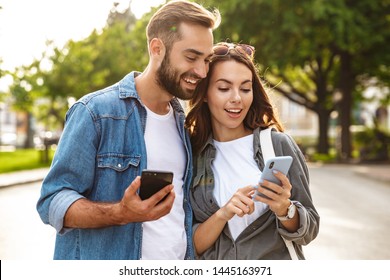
[36,0,220,260]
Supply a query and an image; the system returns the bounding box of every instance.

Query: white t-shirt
[141,104,187,259]
[212,134,268,240]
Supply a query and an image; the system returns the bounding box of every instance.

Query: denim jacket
[36,72,194,260]
[190,128,320,259]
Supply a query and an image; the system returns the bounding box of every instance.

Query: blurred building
[0,103,31,149]
[271,93,318,138]
[0,103,17,149]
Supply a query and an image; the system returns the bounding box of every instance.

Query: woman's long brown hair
[185,45,284,155]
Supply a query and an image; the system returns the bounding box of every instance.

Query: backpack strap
[259,127,275,161]
[259,127,299,260]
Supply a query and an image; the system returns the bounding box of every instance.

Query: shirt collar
[118,71,140,99]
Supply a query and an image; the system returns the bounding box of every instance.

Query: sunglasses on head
[212,43,255,60]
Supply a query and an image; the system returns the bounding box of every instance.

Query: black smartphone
[139,170,174,200]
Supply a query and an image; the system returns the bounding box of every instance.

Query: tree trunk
[338,51,355,161]
[314,63,332,155]
[317,108,330,154]
[23,112,35,149]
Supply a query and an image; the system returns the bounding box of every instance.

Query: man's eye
[186,56,196,61]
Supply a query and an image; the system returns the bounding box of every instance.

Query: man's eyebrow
[183,48,204,55]
[183,48,212,57]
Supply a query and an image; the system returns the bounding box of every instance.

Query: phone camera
[269,162,274,168]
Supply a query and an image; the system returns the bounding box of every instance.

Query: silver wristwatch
[276,201,296,221]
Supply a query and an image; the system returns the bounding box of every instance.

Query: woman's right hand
[217,185,256,221]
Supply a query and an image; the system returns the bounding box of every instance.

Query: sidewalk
[0,167,50,188]
[0,163,389,188]
[347,163,390,184]
[307,162,390,184]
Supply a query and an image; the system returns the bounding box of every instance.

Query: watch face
[288,204,296,218]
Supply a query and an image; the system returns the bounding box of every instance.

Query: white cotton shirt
[212,134,268,240]
[141,103,187,260]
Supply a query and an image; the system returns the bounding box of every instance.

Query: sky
[0,0,165,89]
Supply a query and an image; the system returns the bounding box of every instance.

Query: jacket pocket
[97,153,141,172]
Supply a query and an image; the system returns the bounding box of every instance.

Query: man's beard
[156,55,195,100]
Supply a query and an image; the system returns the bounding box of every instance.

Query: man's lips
[183,77,199,85]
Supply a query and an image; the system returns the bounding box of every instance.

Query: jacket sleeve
[272,131,320,246]
[36,102,99,234]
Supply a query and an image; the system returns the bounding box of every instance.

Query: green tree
[7,2,148,130]
[204,0,390,160]
[8,61,43,147]
[39,2,148,123]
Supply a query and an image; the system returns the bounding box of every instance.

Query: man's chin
[179,91,195,100]
[173,87,195,100]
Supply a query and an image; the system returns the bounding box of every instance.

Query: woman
[185,42,320,259]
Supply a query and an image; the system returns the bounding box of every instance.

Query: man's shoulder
[76,72,139,111]
[79,84,118,104]
[79,72,137,104]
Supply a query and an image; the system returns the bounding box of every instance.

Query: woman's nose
[230,90,242,103]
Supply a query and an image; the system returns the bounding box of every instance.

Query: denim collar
[118,71,140,99]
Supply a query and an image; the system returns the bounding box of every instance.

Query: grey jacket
[190,128,320,259]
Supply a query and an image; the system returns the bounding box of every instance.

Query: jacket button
[118,164,122,168]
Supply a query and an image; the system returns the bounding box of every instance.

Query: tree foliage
[7,2,150,132]
[5,0,390,159]
[203,0,390,158]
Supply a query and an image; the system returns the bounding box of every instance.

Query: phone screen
[256,156,292,199]
[139,170,173,200]
[261,156,293,185]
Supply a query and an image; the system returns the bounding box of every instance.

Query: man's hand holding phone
[139,170,174,200]
[117,171,175,224]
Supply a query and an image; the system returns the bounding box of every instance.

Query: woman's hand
[194,185,256,255]
[254,170,292,217]
[217,185,256,221]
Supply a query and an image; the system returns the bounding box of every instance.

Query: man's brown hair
[146,0,221,52]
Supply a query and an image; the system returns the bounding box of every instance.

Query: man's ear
[149,38,166,58]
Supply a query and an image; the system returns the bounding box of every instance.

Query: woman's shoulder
[271,130,301,154]
[271,129,294,142]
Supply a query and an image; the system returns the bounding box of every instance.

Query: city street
[0,181,55,259]
[304,163,390,259]
[0,163,389,260]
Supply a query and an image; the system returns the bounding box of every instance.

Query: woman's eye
[218,88,229,92]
